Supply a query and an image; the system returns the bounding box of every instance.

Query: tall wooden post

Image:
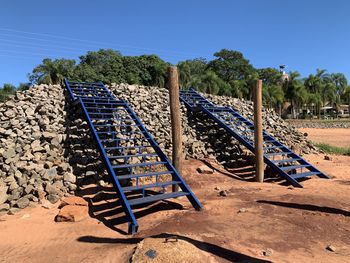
[254,80,264,183]
[168,66,182,192]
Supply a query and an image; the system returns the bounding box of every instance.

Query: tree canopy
[25,48,349,119]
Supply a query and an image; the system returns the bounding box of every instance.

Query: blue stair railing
[65,80,202,234]
[180,88,329,188]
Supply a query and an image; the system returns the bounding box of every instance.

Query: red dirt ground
[299,128,350,148]
[0,154,349,263]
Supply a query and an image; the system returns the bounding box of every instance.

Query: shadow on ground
[78,184,185,235]
[257,200,350,217]
[77,232,272,263]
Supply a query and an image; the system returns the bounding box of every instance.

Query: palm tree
[263,84,284,110]
[304,69,330,118]
[284,71,308,118]
[329,73,348,117]
[346,86,350,117]
[195,71,224,95]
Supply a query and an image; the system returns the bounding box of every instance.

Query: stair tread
[280,164,310,171]
[123,181,181,192]
[118,170,174,180]
[128,191,189,206]
[289,171,320,179]
[272,158,301,163]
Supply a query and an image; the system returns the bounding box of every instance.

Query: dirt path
[0,155,349,263]
[299,128,350,148]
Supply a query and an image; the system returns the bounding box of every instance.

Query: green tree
[263,84,284,110]
[75,49,125,84]
[192,70,229,95]
[29,58,76,84]
[284,71,308,118]
[18,82,31,91]
[177,58,207,88]
[346,86,350,116]
[257,68,283,86]
[304,70,328,118]
[329,73,348,116]
[208,49,257,99]
[0,83,16,102]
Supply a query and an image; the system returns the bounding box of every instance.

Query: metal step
[290,171,321,179]
[128,192,189,206]
[180,87,329,187]
[118,171,174,180]
[65,79,202,234]
[122,181,181,192]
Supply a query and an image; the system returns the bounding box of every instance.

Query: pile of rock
[0,83,317,214]
[110,84,317,160]
[286,119,350,129]
[0,85,76,214]
[207,94,317,154]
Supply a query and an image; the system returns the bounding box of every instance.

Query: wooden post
[254,80,264,183]
[168,66,182,192]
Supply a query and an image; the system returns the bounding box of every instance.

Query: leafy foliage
[24,48,348,119]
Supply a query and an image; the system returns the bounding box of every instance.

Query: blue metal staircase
[65,80,202,234]
[180,88,329,188]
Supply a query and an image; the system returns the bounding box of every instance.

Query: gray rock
[0,185,9,205]
[47,194,60,204]
[16,197,30,208]
[8,207,20,215]
[3,148,16,159]
[0,203,10,212]
[43,167,58,180]
[63,173,76,183]
[45,184,61,195]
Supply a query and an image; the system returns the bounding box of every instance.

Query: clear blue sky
[1,0,349,86]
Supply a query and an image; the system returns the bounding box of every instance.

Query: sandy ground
[299,128,350,148]
[0,153,349,263]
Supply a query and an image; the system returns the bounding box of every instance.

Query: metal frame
[65,79,202,234]
[180,88,329,187]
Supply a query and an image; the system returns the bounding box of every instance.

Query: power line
[0,42,85,55]
[0,54,42,60]
[0,34,198,61]
[0,38,93,52]
[0,28,204,57]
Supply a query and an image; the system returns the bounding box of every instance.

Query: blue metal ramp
[65,80,202,234]
[180,88,329,188]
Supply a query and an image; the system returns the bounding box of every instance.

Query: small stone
[0,186,9,205]
[55,205,88,222]
[47,194,60,204]
[21,213,30,219]
[8,207,20,215]
[63,172,76,183]
[45,184,61,195]
[326,245,336,252]
[238,208,247,213]
[41,199,55,209]
[197,165,214,174]
[16,197,30,208]
[214,186,220,191]
[219,190,228,197]
[324,155,332,161]
[42,132,56,139]
[0,203,10,212]
[45,167,58,178]
[59,196,88,208]
[145,249,157,259]
[3,148,16,159]
[262,248,273,256]
[24,185,34,194]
